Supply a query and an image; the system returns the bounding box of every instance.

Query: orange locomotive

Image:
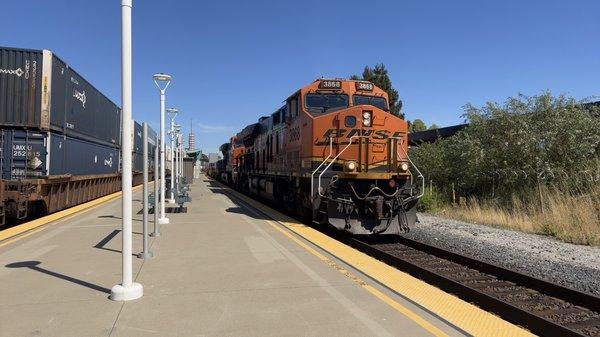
[216,79,423,235]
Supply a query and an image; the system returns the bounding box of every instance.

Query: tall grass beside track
[426,182,600,246]
[412,93,600,246]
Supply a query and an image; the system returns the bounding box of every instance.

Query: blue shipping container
[0,128,119,179]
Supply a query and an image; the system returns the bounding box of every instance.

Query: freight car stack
[0,46,155,226]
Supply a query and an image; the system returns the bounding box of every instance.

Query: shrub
[411,93,600,245]
[417,188,444,212]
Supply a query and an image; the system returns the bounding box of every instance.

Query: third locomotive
[211,79,423,235]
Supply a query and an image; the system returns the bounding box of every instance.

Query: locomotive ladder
[310,136,358,199]
[392,136,425,201]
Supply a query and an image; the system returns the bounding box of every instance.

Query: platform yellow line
[0,183,146,244]
[225,184,535,337]
[264,218,449,337]
[0,227,47,248]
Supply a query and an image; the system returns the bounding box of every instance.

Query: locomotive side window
[305,94,349,113]
[353,95,388,111]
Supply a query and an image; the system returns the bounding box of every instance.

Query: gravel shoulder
[405,213,600,295]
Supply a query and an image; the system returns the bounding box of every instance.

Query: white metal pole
[180,135,184,180]
[169,119,175,202]
[111,0,142,301]
[151,142,160,237]
[158,93,169,224]
[138,123,152,259]
[179,135,182,182]
[179,135,182,178]
[175,135,179,189]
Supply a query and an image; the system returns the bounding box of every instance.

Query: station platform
[0,176,533,337]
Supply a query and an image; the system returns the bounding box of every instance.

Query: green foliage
[411,92,600,199]
[417,188,444,212]
[409,119,427,132]
[429,123,439,130]
[352,63,403,118]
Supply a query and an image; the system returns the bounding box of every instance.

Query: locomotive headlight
[362,112,372,126]
[399,162,409,172]
[345,160,357,172]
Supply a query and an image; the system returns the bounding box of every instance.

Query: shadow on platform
[5,261,111,294]
[93,229,141,256]
[205,180,293,223]
[98,215,143,222]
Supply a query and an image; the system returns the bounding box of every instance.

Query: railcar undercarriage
[317,178,419,235]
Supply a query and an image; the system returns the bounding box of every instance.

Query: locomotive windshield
[305,94,349,113]
[353,95,388,111]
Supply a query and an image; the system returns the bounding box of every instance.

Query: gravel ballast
[405,213,600,296]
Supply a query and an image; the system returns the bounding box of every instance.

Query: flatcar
[214,79,423,235]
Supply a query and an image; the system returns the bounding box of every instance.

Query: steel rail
[345,237,600,337]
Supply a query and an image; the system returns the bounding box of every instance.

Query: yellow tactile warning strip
[225,185,535,337]
[264,217,450,337]
[0,183,146,244]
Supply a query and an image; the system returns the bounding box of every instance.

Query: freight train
[210,79,423,235]
[0,46,157,226]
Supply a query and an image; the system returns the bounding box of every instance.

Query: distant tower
[188,119,196,150]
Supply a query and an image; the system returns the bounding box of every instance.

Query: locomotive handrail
[393,137,425,201]
[318,136,358,197]
[310,136,333,198]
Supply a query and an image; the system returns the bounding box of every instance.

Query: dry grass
[434,184,600,246]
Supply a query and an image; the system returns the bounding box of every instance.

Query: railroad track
[211,179,600,337]
[347,236,600,337]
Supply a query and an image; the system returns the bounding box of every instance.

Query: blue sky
[2,0,598,153]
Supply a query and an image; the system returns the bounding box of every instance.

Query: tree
[409,119,427,132]
[351,64,403,118]
[429,124,439,130]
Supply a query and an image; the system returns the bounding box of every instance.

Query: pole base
[110,282,143,301]
[137,251,154,259]
[150,232,161,237]
[158,217,170,225]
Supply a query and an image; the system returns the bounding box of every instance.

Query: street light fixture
[166,108,178,203]
[153,73,172,225]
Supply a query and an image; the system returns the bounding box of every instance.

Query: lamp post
[175,124,181,187]
[111,0,143,301]
[179,133,184,180]
[153,73,171,225]
[166,108,178,203]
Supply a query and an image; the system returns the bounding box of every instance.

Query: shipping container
[0,128,118,180]
[0,47,120,147]
[133,121,143,154]
[51,134,119,175]
[0,48,44,128]
[0,129,48,180]
[131,121,158,172]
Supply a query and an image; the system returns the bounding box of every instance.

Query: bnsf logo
[315,128,403,145]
